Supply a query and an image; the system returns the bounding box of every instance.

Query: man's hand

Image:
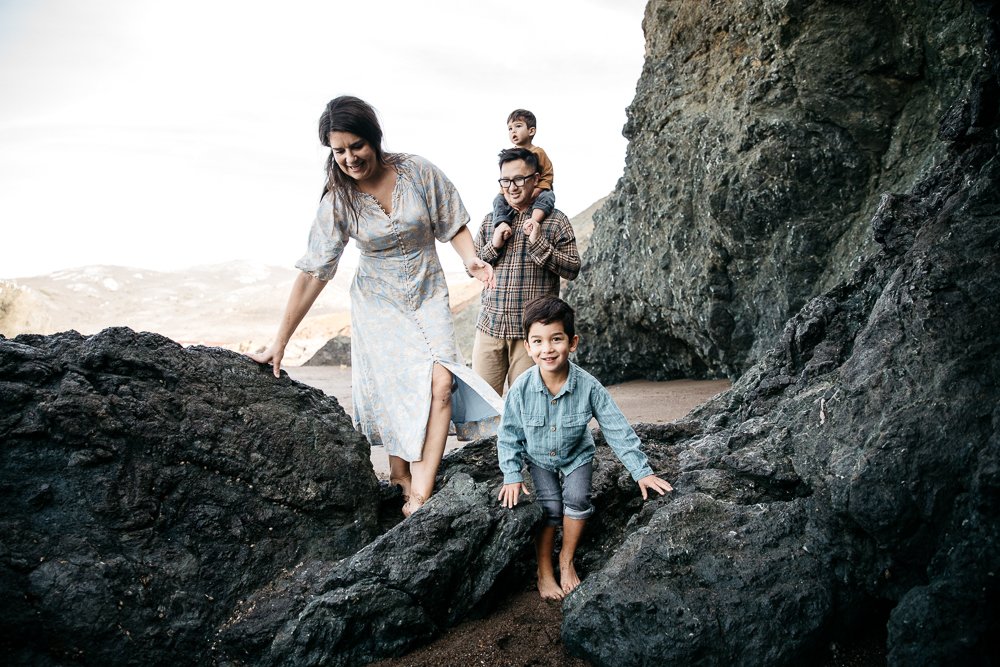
[498,482,530,508]
[492,222,512,249]
[637,475,674,500]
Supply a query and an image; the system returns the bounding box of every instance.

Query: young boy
[496,296,673,600]
[492,109,555,242]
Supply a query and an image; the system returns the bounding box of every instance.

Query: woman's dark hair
[522,295,576,340]
[318,96,402,215]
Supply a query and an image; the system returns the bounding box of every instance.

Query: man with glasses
[472,147,581,396]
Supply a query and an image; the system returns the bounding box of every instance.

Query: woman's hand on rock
[250,346,285,378]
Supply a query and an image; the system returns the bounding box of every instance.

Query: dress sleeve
[415,156,471,243]
[294,194,349,281]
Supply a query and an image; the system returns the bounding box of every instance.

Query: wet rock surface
[568,0,997,381]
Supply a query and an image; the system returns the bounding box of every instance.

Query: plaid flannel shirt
[474,207,580,339]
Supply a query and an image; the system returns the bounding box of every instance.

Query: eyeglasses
[498,174,537,189]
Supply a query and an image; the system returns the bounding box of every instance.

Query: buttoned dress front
[296,154,503,461]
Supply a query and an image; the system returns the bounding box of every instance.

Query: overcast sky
[0,0,648,279]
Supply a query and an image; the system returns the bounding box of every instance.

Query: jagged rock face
[562,11,1000,662]
[568,0,994,381]
[0,329,381,665]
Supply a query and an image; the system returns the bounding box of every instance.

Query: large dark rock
[562,17,1000,661]
[0,328,381,665]
[568,0,996,381]
[0,330,546,665]
[216,471,542,666]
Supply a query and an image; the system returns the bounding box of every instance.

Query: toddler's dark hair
[507,108,537,128]
[523,295,575,340]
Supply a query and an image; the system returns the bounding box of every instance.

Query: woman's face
[329,131,378,182]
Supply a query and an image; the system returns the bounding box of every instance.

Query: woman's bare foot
[401,491,426,518]
[559,558,581,595]
[538,572,565,600]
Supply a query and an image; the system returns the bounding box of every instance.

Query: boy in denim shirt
[497,296,673,599]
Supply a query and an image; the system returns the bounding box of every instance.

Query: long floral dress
[295,154,502,461]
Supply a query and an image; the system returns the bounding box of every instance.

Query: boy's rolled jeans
[528,461,594,526]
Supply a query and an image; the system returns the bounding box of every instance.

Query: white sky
[0,0,647,279]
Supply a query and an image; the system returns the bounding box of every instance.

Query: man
[472,147,581,396]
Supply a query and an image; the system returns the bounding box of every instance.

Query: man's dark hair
[498,147,539,172]
[522,295,575,340]
[507,108,537,128]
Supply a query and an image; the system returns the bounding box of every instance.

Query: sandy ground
[285,365,731,480]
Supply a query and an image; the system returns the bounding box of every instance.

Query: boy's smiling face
[507,119,536,147]
[524,320,579,375]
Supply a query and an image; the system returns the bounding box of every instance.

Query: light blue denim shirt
[497,362,655,484]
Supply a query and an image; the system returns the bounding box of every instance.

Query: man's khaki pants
[472,330,534,396]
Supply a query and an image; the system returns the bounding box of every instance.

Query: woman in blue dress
[252,96,502,516]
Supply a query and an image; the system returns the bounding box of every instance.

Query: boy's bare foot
[537,573,565,601]
[559,559,581,594]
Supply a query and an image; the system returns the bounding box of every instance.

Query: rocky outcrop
[561,9,1000,660]
[303,334,352,366]
[0,328,382,664]
[0,329,545,665]
[568,0,997,381]
[217,473,541,665]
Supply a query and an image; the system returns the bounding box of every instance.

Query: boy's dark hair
[498,147,539,172]
[507,108,537,128]
[523,295,575,340]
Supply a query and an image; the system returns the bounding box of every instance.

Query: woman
[251,96,502,516]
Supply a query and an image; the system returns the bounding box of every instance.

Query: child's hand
[522,219,538,242]
[492,222,512,249]
[498,482,530,508]
[637,475,673,500]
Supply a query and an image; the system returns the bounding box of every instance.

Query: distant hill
[568,194,608,258]
[0,261,353,365]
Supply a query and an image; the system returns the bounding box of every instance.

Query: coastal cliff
[568,0,997,382]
